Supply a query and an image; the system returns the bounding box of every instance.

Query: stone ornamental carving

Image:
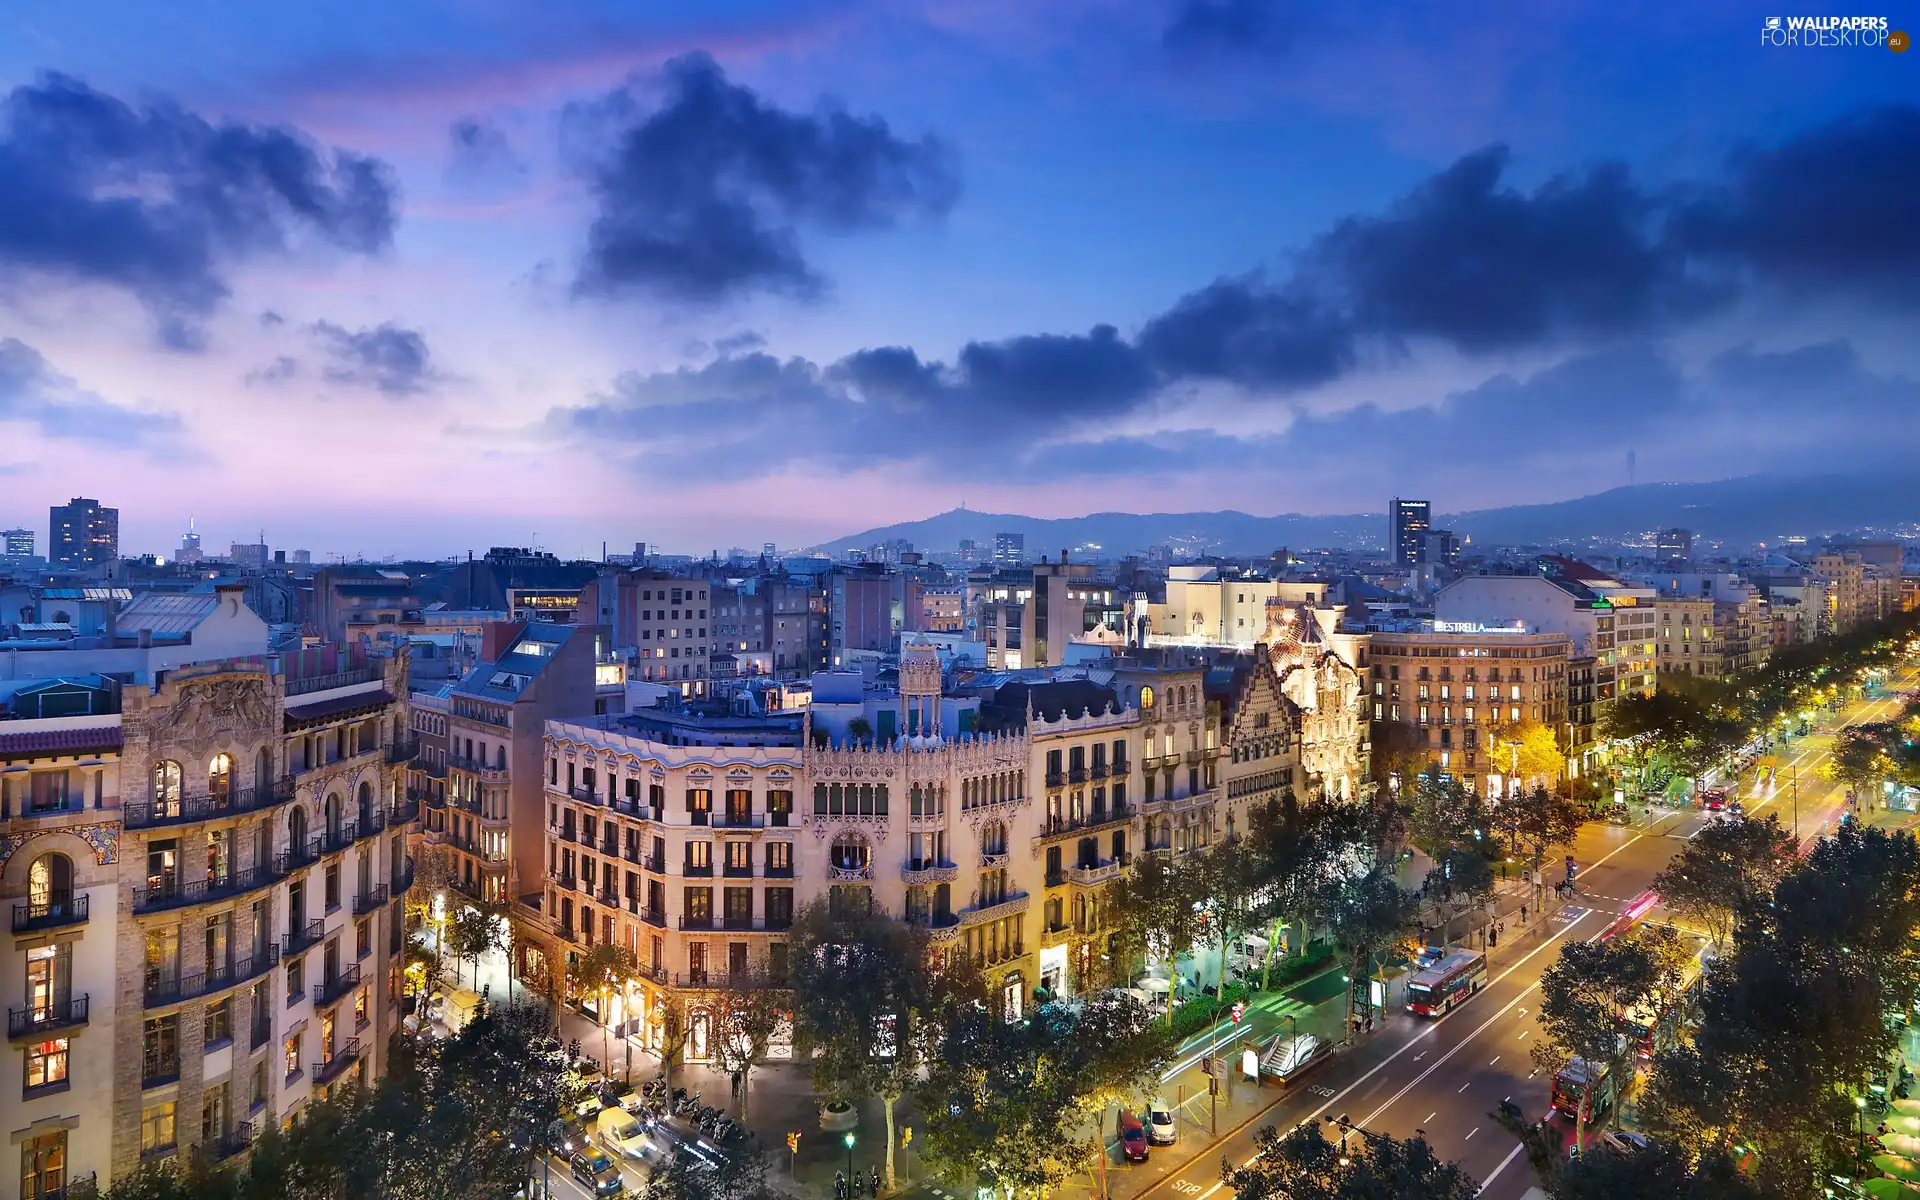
[0,822,120,873]
[1261,601,1367,803]
[171,677,274,738]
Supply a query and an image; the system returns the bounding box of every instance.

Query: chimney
[104,598,118,644]
[482,620,526,661]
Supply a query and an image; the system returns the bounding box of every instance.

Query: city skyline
[0,2,1915,557]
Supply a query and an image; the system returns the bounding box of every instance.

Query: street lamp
[844,1131,856,1183]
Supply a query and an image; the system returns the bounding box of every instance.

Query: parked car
[1146,1099,1177,1145]
[569,1150,625,1197]
[1599,1131,1651,1157]
[1118,1112,1150,1163]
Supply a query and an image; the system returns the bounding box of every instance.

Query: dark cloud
[310,320,437,396]
[1672,105,1920,302]
[0,73,399,342]
[1135,277,1355,388]
[245,355,301,386]
[447,115,525,178]
[1162,0,1313,60]
[554,103,1920,480]
[0,337,182,445]
[567,53,961,303]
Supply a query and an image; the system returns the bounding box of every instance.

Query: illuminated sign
[1432,620,1529,635]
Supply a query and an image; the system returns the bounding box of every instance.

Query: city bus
[1618,937,1709,1060]
[1405,949,1487,1016]
[1550,1056,1619,1126]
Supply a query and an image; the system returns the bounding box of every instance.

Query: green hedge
[1167,943,1338,1041]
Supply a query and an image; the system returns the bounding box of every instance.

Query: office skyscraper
[1391,499,1431,568]
[994,531,1025,566]
[2,528,32,558]
[48,497,118,567]
[1657,527,1694,569]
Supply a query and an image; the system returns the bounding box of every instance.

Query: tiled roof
[0,724,123,756]
[284,689,395,726]
[117,592,220,635]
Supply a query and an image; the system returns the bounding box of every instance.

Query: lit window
[26,1038,69,1090]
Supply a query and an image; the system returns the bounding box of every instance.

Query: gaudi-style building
[1,603,414,1200]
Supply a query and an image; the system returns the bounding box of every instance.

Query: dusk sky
[0,1,1913,560]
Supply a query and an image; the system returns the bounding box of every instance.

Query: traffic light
[787,1131,801,1155]
[903,1127,913,1146]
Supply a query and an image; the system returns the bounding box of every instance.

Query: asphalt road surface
[1117,666,1918,1200]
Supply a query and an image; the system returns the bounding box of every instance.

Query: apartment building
[619,573,711,695]
[2,649,414,1199]
[1367,624,1571,794]
[435,623,605,907]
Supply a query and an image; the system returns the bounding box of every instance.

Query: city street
[1033,665,1918,1200]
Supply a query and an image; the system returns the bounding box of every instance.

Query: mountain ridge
[809,472,1920,557]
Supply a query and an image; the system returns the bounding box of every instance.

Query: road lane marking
[1489,1056,1501,1066]
[1466,1128,1478,1140]
[1518,1030,1529,1040]
[1172,906,1596,1200]
[1458,1082,1472,1093]
[1478,1142,1528,1195]
[1426,1112,1437,1124]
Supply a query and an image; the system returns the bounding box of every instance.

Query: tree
[1648,814,1794,949]
[1486,719,1567,788]
[1505,784,1589,900]
[789,901,941,1190]
[630,1148,774,1200]
[1533,934,1670,1153]
[647,989,695,1095]
[1644,823,1920,1196]
[1107,848,1206,1022]
[446,902,506,993]
[1224,1120,1479,1200]
[846,716,874,744]
[1423,846,1495,946]
[1320,862,1418,1035]
[568,942,641,1078]
[919,989,1171,1200]
[712,973,789,1121]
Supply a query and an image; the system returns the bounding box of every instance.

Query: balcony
[1040,805,1135,838]
[278,836,324,874]
[639,908,668,929]
[391,857,415,896]
[313,964,361,1008]
[313,1037,363,1086]
[144,948,277,1009]
[640,856,668,875]
[764,862,794,878]
[1045,770,1066,789]
[549,872,578,892]
[722,862,755,879]
[9,995,89,1039]
[282,918,324,958]
[713,810,764,830]
[980,851,1009,870]
[1088,761,1110,780]
[901,860,958,885]
[319,821,359,855]
[828,863,872,883]
[959,892,1030,926]
[1069,766,1089,784]
[352,885,389,916]
[678,914,715,931]
[390,793,421,825]
[132,863,283,914]
[205,1121,255,1163]
[286,665,381,696]
[1067,859,1124,886]
[909,911,962,944]
[385,735,419,765]
[682,862,713,878]
[448,753,509,781]
[124,780,296,829]
[1111,758,1130,776]
[12,891,88,934]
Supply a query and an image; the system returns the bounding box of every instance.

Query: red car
[1119,1112,1150,1163]
[1700,789,1727,812]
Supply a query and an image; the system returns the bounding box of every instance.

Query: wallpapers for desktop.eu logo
[1760,14,1899,46]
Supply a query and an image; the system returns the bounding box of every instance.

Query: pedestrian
[1520,905,1528,922]
[835,1172,848,1200]
[1364,1013,1373,1033]
[871,1166,883,1196]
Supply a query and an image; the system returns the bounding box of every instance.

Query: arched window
[208,753,233,803]
[255,747,274,795]
[357,780,374,825]
[288,805,310,851]
[1140,686,1155,711]
[324,792,344,840]
[28,852,72,910]
[981,820,1007,857]
[152,761,183,818]
[830,834,870,871]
